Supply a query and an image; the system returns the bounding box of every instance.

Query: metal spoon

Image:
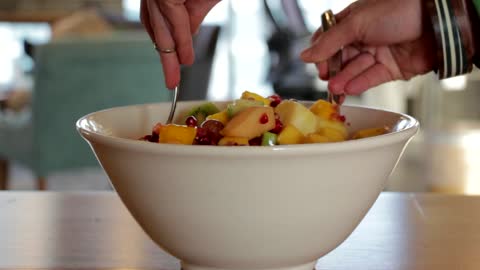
[166,86,178,124]
[321,10,345,105]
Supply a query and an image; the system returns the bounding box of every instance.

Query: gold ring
[154,44,176,53]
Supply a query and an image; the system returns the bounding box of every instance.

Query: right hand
[140,0,221,89]
[300,0,437,96]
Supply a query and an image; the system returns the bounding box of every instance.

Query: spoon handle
[321,10,345,105]
[166,86,178,124]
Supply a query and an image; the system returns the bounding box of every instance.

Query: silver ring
[154,44,176,54]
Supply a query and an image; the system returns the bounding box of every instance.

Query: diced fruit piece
[351,127,389,139]
[218,136,250,146]
[241,90,271,106]
[261,132,278,146]
[158,124,197,145]
[303,133,330,144]
[196,120,224,145]
[206,110,229,125]
[318,127,346,142]
[277,124,304,145]
[226,99,264,118]
[309,99,337,120]
[316,117,348,139]
[185,116,198,127]
[270,117,284,134]
[222,106,275,139]
[275,100,318,136]
[184,102,220,125]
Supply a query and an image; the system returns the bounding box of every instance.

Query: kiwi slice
[226,99,264,118]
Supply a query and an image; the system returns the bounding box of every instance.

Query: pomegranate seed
[338,115,346,122]
[259,113,269,124]
[270,118,283,134]
[185,116,198,127]
[249,137,262,146]
[268,94,282,107]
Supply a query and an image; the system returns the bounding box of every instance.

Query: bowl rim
[76,101,420,157]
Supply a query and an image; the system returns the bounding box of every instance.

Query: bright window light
[460,132,480,195]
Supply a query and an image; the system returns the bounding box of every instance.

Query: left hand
[140,0,221,89]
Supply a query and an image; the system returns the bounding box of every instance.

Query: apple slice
[222,106,275,139]
[275,100,318,136]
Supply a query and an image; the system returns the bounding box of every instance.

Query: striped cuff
[426,0,471,78]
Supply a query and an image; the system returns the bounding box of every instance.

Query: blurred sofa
[0,31,173,189]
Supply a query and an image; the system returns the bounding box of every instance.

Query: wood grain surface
[0,191,479,270]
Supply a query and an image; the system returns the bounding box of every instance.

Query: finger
[140,0,155,42]
[310,26,323,44]
[344,63,395,95]
[158,0,194,65]
[316,61,328,80]
[328,52,376,94]
[315,45,361,81]
[147,0,181,89]
[300,16,359,63]
[186,0,221,34]
[335,0,363,22]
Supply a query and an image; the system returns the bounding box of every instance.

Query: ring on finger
[154,43,176,53]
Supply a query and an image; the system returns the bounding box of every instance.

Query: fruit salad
[140,91,388,146]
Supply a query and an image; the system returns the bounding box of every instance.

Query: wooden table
[0,191,479,270]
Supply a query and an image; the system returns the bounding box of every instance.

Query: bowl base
[181,261,316,270]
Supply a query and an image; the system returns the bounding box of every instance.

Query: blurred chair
[263,0,327,100]
[178,25,221,101]
[0,32,172,190]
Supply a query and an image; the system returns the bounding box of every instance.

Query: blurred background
[0,0,479,194]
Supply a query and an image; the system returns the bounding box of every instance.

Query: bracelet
[425,0,473,78]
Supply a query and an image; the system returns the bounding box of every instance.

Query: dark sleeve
[467,0,480,68]
[425,0,476,78]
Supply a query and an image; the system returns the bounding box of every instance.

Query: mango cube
[158,124,197,145]
[352,127,389,139]
[309,99,336,120]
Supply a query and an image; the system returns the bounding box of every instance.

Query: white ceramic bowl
[77,101,418,270]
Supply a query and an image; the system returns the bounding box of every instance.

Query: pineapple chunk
[303,133,330,144]
[318,127,347,142]
[316,117,348,139]
[275,100,318,136]
[206,110,229,125]
[241,91,271,106]
[158,124,197,145]
[277,124,304,145]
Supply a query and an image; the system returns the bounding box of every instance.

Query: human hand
[140,0,220,89]
[301,0,437,96]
